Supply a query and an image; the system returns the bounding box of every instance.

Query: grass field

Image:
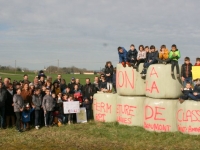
[0,71,96,84]
[0,121,200,150]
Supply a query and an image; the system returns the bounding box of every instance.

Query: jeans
[144,59,157,68]
[0,107,5,128]
[156,58,171,63]
[15,112,21,130]
[136,59,145,66]
[45,111,53,126]
[63,114,68,124]
[35,110,40,126]
[171,60,179,74]
[86,109,91,121]
[183,77,192,87]
[188,93,200,100]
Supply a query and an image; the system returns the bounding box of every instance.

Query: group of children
[117,44,200,103]
[118,44,181,77]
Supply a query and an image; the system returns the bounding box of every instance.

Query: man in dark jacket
[75,78,83,91]
[127,44,138,66]
[181,57,193,87]
[68,77,76,92]
[53,74,62,85]
[0,82,7,128]
[82,78,96,100]
[21,74,31,84]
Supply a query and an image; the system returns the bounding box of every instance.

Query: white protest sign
[63,101,80,114]
[76,107,87,123]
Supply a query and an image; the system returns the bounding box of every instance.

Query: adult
[13,88,24,132]
[53,74,62,85]
[3,78,10,89]
[21,74,31,84]
[0,82,7,128]
[93,76,100,91]
[82,78,96,100]
[68,77,76,92]
[20,83,32,105]
[60,79,67,92]
[5,83,15,128]
[75,78,83,91]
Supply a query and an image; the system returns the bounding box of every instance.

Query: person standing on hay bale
[169,44,181,77]
[104,61,113,93]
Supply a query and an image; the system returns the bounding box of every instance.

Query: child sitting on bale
[178,82,193,104]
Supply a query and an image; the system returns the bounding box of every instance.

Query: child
[127,44,138,67]
[157,45,170,64]
[21,104,34,131]
[188,79,200,101]
[118,47,131,67]
[74,85,83,105]
[52,82,61,97]
[42,88,55,127]
[32,87,42,129]
[104,61,113,92]
[169,44,181,77]
[13,88,24,132]
[194,57,200,66]
[135,45,146,68]
[140,45,158,76]
[181,57,193,87]
[99,75,107,92]
[83,97,92,121]
[67,95,75,124]
[178,83,193,104]
[62,94,68,124]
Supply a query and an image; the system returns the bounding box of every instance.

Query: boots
[121,62,126,67]
[126,62,131,67]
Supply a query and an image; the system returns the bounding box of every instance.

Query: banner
[192,66,200,80]
[76,107,87,123]
[63,101,80,114]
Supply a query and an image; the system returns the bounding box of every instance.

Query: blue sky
[0,0,200,71]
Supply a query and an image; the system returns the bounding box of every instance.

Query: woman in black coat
[5,83,15,128]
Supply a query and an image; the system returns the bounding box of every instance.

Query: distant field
[0,71,96,84]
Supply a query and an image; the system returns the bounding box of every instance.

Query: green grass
[0,71,96,84]
[0,122,200,150]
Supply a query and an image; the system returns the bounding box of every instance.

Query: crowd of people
[0,44,199,132]
[0,67,117,132]
[117,44,200,103]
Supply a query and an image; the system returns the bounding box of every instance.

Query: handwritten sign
[116,70,134,89]
[192,66,200,80]
[76,107,87,123]
[63,101,80,114]
[117,104,137,125]
[146,67,159,93]
[93,100,112,122]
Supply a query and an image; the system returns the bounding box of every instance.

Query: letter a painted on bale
[150,67,158,78]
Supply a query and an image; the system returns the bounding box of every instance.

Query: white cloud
[0,0,200,70]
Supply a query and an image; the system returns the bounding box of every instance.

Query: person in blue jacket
[118,47,131,67]
[21,103,35,131]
